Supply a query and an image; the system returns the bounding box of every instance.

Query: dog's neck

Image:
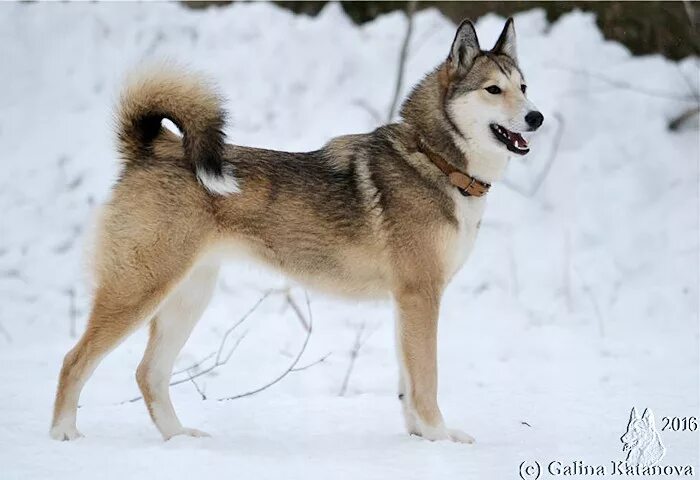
[448,130,510,185]
[400,66,510,186]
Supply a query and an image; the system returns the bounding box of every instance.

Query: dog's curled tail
[116,66,239,195]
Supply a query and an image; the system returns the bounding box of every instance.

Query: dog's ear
[629,407,639,422]
[641,409,655,427]
[448,19,480,75]
[491,17,517,61]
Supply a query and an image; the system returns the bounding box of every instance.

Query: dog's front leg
[394,284,474,444]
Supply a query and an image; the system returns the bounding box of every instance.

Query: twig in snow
[172,351,215,376]
[291,352,331,372]
[122,291,271,404]
[283,289,310,332]
[187,370,207,400]
[218,291,315,401]
[669,106,700,131]
[169,332,248,389]
[123,331,249,404]
[338,321,377,396]
[386,0,418,122]
[212,290,272,364]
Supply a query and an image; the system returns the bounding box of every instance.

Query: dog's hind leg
[136,263,219,440]
[50,199,212,441]
[50,281,176,441]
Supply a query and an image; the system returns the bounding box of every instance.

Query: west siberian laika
[51,18,543,443]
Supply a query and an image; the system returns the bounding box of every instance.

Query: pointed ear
[630,407,639,421]
[641,409,654,426]
[491,17,517,60]
[448,19,480,74]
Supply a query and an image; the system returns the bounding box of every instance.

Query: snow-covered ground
[0,2,698,479]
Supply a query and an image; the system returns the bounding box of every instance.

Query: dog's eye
[485,85,502,95]
[521,84,527,94]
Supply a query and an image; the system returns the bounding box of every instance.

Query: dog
[621,408,666,466]
[50,17,542,443]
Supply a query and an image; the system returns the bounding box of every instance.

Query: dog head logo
[621,407,666,467]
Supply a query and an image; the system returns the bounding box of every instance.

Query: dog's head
[441,18,543,156]
[621,407,664,465]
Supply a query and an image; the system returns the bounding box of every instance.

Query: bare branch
[187,370,207,400]
[171,351,215,376]
[122,289,326,405]
[215,290,273,364]
[669,106,700,131]
[338,321,378,396]
[218,291,315,401]
[284,289,310,332]
[291,352,331,372]
[122,331,249,404]
[121,290,271,404]
[170,332,247,388]
[386,0,418,122]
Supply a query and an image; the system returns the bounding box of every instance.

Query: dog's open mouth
[490,124,529,155]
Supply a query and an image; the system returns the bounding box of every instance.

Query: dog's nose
[525,111,544,130]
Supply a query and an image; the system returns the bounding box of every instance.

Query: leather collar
[416,138,490,197]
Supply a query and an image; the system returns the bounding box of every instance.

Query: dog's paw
[447,427,475,444]
[49,424,84,441]
[410,422,451,442]
[165,427,210,440]
[411,424,475,444]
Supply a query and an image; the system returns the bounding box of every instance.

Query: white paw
[447,427,475,444]
[165,427,210,440]
[412,427,449,441]
[412,424,475,444]
[50,424,84,441]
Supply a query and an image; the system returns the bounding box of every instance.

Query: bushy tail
[116,66,238,195]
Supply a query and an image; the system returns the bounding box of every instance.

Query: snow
[0,2,698,479]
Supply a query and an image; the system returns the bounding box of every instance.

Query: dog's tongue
[511,132,528,149]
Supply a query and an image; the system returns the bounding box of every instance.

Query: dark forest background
[184,1,698,60]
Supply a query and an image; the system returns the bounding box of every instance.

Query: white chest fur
[443,192,487,281]
[441,135,510,281]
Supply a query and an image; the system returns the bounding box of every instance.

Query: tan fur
[51,18,538,444]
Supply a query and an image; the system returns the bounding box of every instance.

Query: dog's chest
[443,195,486,279]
